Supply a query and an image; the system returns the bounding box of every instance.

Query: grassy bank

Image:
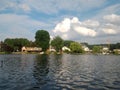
[0,52,12,54]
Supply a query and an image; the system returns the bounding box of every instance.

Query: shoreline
[0,51,120,55]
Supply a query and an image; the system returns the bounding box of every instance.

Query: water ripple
[0,54,120,90]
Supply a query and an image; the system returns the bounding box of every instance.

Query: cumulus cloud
[74,26,97,37]
[53,17,97,40]
[82,20,99,28]
[53,18,71,33]
[52,14,120,42]
[71,17,81,24]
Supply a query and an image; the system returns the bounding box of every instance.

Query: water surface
[0,54,120,90]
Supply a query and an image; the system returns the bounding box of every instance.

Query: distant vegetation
[70,42,84,53]
[92,46,102,54]
[3,38,30,52]
[89,43,120,52]
[51,36,63,52]
[0,30,120,54]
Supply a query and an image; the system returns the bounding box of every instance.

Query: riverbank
[0,51,120,55]
[0,52,12,54]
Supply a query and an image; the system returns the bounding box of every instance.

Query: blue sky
[0,0,120,44]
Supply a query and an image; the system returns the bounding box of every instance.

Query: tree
[4,38,30,51]
[51,36,63,52]
[63,40,74,48]
[1,43,14,52]
[35,30,50,51]
[92,46,102,53]
[70,42,83,53]
[28,41,37,47]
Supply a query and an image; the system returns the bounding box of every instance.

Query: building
[49,45,56,52]
[102,47,109,54]
[82,45,90,52]
[62,46,71,52]
[21,46,42,52]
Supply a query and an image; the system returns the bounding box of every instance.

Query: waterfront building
[21,46,42,52]
[62,46,71,52]
[102,47,109,55]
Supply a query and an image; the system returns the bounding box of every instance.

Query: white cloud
[62,34,68,39]
[71,17,81,24]
[53,18,71,33]
[102,28,117,34]
[103,14,120,24]
[74,26,97,37]
[100,14,120,35]
[82,20,99,28]
[52,14,120,42]
[53,17,97,40]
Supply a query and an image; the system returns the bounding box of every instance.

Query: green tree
[51,36,63,52]
[28,41,37,47]
[1,43,14,52]
[4,38,30,51]
[35,30,50,51]
[63,40,74,48]
[70,42,83,53]
[92,46,102,53]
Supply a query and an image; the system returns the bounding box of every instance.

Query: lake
[0,54,120,90]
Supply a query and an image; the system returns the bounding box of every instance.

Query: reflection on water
[0,54,120,90]
[33,55,49,89]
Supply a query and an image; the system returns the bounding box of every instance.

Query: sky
[0,0,120,44]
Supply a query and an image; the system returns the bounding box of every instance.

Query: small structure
[21,46,42,52]
[102,47,109,55]
[82,45,90,52]
[49,45,56,52]
[62,46,71,52]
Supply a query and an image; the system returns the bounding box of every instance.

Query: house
[49,45,56,52]
[21,46,42,52]
[82,45,90,52]
[62,46,71,52]
[102,47,109,54]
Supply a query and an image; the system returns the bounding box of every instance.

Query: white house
[62,46,71,52]
[49,45,56,52]
[21,46,42,52]
[82,45,90,52]
[102,47,109,54]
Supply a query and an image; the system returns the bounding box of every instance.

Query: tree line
[0,30,120,53]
